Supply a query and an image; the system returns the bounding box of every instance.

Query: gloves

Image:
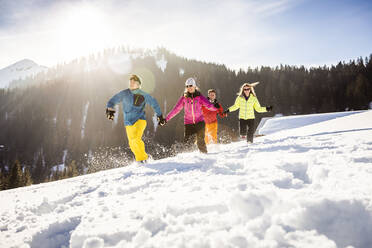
[157,115,167,126]
[106,108,115,120]
[218,110,227,118]
[266,106,273,112]
[223,109,230,114]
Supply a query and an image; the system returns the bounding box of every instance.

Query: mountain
[1,110,372,248]
[0,59,48,88]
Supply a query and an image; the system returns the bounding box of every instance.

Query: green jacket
[228,95,267,119]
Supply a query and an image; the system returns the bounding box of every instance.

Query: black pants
[184,121,207,153]
[239,119,255,142]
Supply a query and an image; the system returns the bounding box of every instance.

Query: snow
[258,110,364,135]
[152,113,159,133]
[81,102,90,139]
[0,59,48,88]
[156,55,167,72]
[52,150,68,172]
[1,110,372,247]
[67,118,72,130]
[113,105,119,125]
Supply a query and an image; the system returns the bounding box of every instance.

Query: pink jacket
[166,92,217,125]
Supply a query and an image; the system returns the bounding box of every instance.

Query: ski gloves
[106,108,166,126]
[106,108,115,120]
[157,115,167,126]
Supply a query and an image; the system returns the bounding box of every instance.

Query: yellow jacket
[228,95,267,119]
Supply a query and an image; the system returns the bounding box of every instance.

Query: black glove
[223,109,230,114]
[106,108,115,120]
[266,106,273,112]
[157,115,167,126]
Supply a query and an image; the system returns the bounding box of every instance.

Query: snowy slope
[1,111,372,248]
[258,110,364,135]
[0,59,48,88]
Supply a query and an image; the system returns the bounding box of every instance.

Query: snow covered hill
[0,59,48,88]
[1,110,372,248]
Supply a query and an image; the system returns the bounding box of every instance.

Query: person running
[202,89,226,144]
[106,74,166,163]
[224,82,272,143]
[164,78,218,153]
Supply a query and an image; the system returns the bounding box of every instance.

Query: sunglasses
[186,85,194,88]
[243,88,251,91]
[130,75,140,81]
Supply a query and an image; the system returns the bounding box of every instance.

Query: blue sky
[0,0,371,70]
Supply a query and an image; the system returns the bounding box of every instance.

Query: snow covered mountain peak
[0,59,48,88]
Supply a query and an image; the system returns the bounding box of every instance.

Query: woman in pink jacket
[165,78,217,153]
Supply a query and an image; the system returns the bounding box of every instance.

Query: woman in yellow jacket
[224,82,272,143]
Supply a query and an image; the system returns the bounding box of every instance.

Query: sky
[0,0,371,70]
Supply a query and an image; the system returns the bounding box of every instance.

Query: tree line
[1,47,371,190]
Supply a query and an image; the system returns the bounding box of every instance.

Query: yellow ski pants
[125,119,148,161]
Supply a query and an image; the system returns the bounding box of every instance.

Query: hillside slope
[1,111,372,248]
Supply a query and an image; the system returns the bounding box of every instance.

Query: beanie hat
[130,74,141,85]
[185,78,196,87]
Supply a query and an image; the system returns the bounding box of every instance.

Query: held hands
[219,110,227,118]
[219,109,229,118]
[157,115,167,126]
[106,108,115,120]
[266,106,273,112]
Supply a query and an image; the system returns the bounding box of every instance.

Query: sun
[54,5,114,60]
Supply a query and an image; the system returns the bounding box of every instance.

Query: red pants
[205,122,218,144]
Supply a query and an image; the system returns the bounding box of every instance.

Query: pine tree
[52,166,61,181]
[0,171,4,190]
[67,160,78,178]
[8,160,23,189]
[33,154,45,184]
[23,167,33,186]
[62,167,67,179]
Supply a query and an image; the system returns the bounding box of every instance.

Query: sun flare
[54,5,114,60]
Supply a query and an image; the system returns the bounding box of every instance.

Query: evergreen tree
[62,168,67,179]
[32,154,45,184]
[0,171,4,190]
[8,160,23,189]
[52,166,61,181]
[23,167,33,186]
[67,160,78,178]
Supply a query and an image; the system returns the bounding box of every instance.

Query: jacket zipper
[245,97,248,119]
[191,99,195,123]
[135,96,138,105]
